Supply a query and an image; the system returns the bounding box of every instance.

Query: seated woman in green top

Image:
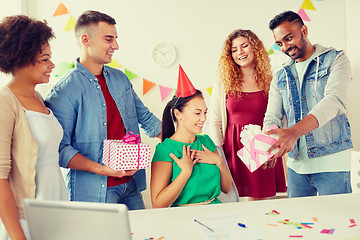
[150,66,232,208]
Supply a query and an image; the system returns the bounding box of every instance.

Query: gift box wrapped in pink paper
[102,132,151,170]
[237,124,280,172]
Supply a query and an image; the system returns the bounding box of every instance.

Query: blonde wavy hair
[218,29,272,97]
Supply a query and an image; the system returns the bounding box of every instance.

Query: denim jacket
[45,59,161,202]
[264,44,352,159]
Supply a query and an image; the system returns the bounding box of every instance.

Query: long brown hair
[218,29,272,97]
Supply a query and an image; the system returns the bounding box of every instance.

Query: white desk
[129,193,360,240]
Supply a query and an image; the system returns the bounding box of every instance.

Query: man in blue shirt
[263,11,352,197]
[45,10,161,209]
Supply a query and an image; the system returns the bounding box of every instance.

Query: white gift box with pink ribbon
[102,132,151,170]
[237,124,279,172]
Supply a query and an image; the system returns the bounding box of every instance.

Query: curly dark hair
[0,15,54,74]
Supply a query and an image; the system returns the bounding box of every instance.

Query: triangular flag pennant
[64,16,76,31]
[206,87,213,96]
[273,44,281,51]
[143,78,156,95]
[268,48,274,55]
[297,9,310,22]
[301,0,316,10]
[159,85,173,102]
[107,59,121,68]
[53,3,69,17]
[125,68,137,81]
[53,62,75,78]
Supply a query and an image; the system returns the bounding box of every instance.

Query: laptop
[23,199,132,240]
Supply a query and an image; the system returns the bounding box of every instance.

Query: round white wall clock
[152,42,176,67]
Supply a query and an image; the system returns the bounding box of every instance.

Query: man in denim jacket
[263,11,352,198]
[45,11,161,209]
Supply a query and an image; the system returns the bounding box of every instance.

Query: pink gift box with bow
[237,125,279,172]
[102,132,151,170]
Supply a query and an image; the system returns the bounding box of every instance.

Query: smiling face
[85,22,119,65]
[231,36,255,69]
[175,96,207,135]
[273,21,310,62]
[20,42,55,85]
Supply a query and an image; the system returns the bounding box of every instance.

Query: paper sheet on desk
[192,213,264,240]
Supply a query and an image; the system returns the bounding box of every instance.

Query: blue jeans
[105,178,145,210]
[287,168,352,198]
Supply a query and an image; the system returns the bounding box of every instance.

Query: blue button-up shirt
[45,59,161,202]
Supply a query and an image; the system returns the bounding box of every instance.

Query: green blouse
[152,134,221,206]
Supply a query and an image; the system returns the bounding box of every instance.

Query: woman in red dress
[209,29,286,200]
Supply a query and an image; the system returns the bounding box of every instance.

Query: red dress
[223,91,286,198]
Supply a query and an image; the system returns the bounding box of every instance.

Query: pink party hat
[176,65,196,97]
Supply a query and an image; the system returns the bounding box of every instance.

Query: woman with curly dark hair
[209,29,287,201]
[0,15,68,239]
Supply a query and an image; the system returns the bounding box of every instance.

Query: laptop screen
[23,199,132,240]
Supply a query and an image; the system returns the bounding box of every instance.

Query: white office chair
[351,150,360,193]
[216,146,240,203]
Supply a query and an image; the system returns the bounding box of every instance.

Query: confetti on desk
[143,236,165,240]
[266,210,280,215]
[266,223,278,226]
[320,228,335,234]
[277,219,315,229]
[349,219,357,228]
[278,219,293,225]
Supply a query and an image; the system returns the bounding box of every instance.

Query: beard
[285,34,308,60]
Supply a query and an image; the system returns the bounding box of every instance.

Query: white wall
[0,0,22,87]
[346,0,360,151]
[24,0,349,131]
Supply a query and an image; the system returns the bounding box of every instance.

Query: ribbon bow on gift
[120,131,141,169]
[122,131,141,144]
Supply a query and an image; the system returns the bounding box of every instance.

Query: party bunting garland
[53,2,69,17]
[206,87,213,96]
[143,78,156,95]
[64,16,75,31]
[272,44,281,51]
[125,68,137,81]
[53,62,75,78]
[52,0,325,102]
[298,0,318,22]
[108,59,121,68]
[297,9,310,22]
[159,85,173,102]
[52,3,75,32]
[268,0,323,54]
[301,0,316,10]
[52,3,74,32]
